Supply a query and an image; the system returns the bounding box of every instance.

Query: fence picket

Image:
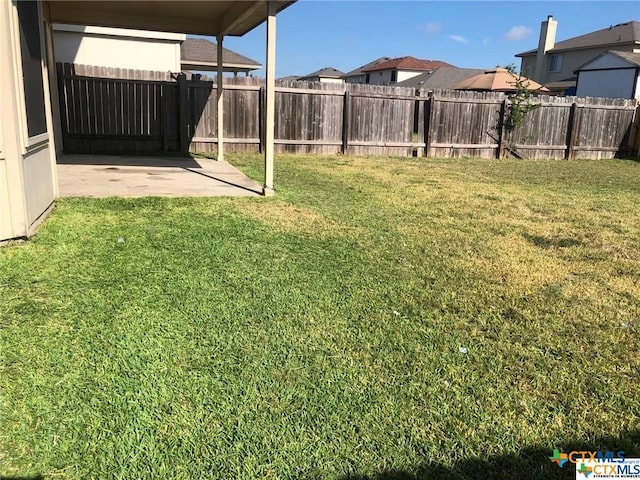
[56,62,639,159]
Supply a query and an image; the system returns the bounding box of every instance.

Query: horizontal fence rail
[57,63,639,159]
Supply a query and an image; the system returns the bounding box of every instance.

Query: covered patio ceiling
[47,0,295,36]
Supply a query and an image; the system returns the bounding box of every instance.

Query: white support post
[217,35,224,162]
[263,1,276,195]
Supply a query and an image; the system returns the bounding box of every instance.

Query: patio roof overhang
[47,0,294,37]
[45,0,293,196]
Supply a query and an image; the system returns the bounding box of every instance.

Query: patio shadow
[57,153,202,169]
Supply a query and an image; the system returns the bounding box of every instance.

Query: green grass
[1,154,639,479]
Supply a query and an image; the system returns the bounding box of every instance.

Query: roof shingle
[342,57,391,77]
[396,67,486,89]
[181,38,261,69]
[517,20,640,57]
[298,67,345,80]
[362,56,454,72]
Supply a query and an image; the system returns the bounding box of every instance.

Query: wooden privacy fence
[57,63,639,159]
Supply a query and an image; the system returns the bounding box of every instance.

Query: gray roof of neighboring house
[278,75,301,81]
[181,38,261,71]
[573,50,640,73]
[342,57,391,78]
[517,20,640,56]
[396,67,486,89]
[298,67,345,80]
[601,50,640,67]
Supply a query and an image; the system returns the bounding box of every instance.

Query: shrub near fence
[57,63,639,159]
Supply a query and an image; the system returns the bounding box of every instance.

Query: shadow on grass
[340,430,640,480]
[0,476,44,480]
[523,233,582,249]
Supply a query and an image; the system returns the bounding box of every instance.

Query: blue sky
[216,1,639,78]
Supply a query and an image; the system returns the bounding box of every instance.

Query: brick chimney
[533,15,557,82]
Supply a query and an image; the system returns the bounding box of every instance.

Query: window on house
[16,0,47,138]
[391,70,397,83]
[548,54,563,73]
[365,73,370,83]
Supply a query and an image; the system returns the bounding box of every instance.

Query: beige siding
[53,26,183,72]
[396,70,421,82]
[22,146,55,225]
[366,69,421,85]
[344,75,366,84]
[0,0,57,241]
[581,53,635,70]
[319,77,344,84]
[521,45,638,85]
[0,159,15,241]
[367,69,394,85]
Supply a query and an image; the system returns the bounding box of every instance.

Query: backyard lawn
[1,154,639,479]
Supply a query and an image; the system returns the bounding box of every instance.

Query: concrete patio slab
[57,155,262,197]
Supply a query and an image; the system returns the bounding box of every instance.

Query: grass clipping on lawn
[1,155,639,479]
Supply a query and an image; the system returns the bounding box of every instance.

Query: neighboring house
[362,56,454,85]
[53,24,185,71]
[53,25,261,75]
[341,56,390,84]
[396,67,485,90]
[575,51,640,99]
[278,75,300,81]
[297,67,345,83]
[181,37,261,76]
[516,16,640,94]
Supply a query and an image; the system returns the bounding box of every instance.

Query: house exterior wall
[365,69,422,85]
[319,77,344,84]
[366,69,393,85]
[396,70,421,83]
[53,24,185,71]
[0,0,57,242]
[299,76,344,83]
[579,53,635,70]
[344,74,366,84]
[0,1,20,241]
[520,44,639,84]
[576,69,638,99]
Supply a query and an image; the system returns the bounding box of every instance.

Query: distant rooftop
[362,56,454,72]
[181,38,261,72]
[517,20,640,56]
[298,66,345,80]
[342,57,391,78]
[396,67,486,89]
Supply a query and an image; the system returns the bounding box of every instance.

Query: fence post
[497,98,507,159]
[424,91,435,157]
[178,73,188,152]
[633,105,640,158]
[258,85,265,154]
[342,90,350,154]
[162,83,170,151]
[565,102,579,160]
